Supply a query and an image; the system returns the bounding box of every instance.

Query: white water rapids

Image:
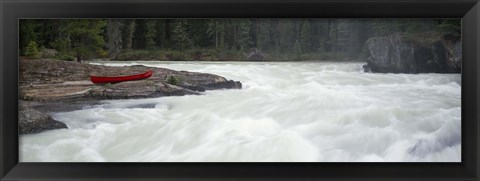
[20,61,461,162]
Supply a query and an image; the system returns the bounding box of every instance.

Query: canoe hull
[90,70,153,84]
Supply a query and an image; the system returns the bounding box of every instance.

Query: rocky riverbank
[364,33,461,73]
[19,58,242,134]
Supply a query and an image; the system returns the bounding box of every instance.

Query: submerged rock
[202,80,242,90]
[364,33,461,73]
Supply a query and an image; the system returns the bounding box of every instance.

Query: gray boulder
[19,102,67,134]
[247,48,265,61]
[364,33,461,73]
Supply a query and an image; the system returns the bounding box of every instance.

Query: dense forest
[20,18,460,62]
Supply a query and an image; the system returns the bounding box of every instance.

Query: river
[20,61,461,162]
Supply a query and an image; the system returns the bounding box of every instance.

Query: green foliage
[237,20,252,52]
[166,75,184,85]
[165,51,189,61]
[299,20,313,52]
[145,20,157,50]
[97,49,110,58]
[276,19,296,51]
[104,83,113,89]
[50,39,70,53]
[117,49,226,61]
[117,50,154,60]
[291,40,303,61]
[124,19,136,50]
[257,19,272,51]
[371,20,396,36]
[19,20,39,56]
[404,31,444,46]
[24,41,40,58]
[171,19,194,49]
[19,18,461,62]
[63,19,107,62]
[207,19,225,49]
[292,40,302,54]
[436,19,461,36]
[56,54,76,61]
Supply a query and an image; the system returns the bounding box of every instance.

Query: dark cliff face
[364,34,461,73]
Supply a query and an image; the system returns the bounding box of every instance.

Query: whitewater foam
[20,61,461,162]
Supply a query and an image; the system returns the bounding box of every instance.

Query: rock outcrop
[19,101,68,134]
[364,33,461,73]
[19,58,242,134]
[247,48,265,61]
[20,59,242,102]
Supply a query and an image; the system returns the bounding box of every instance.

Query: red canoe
[90,70,153,84]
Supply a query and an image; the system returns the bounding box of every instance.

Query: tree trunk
[107,19,123,59]
[76,51,82,62]
[125,20,136,50]
[233,23,237,48]
[296,20,300,42]
[325,19,332,52]
[165,19,171,46]
[215,22,219,49]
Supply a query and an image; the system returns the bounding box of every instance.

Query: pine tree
[207,19,222,49]
[145,20,157,50]
[292,39,302,60]
[236,19,252,52]
[24,41,40,58]
[63,19,106,62]
[124,19,136,50]
[277,19,296,52]
[371,19,398,36]
[436,19,461,36]
[336,20,352,54]
[50,20,71,56]
[19,20,39,55]
[18,18,462,62]
[171,19,194,49]
[299,20,313,52]
[257,19,272,51]
[186,19,209,48]
[106,19,123,59]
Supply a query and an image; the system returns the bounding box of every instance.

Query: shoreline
[19,58,242,134]
[87,59,369,63]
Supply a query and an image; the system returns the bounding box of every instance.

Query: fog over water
[20,61,461,162]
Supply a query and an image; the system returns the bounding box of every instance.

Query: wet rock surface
[19,58,242,134]
[364,33,461,73]
[19,101,68,134]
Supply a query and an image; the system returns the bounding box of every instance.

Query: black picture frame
[1,0,479,180]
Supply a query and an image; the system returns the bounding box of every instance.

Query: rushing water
[20,61,461,162]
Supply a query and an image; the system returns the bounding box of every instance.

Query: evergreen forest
[20,18,461,62]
